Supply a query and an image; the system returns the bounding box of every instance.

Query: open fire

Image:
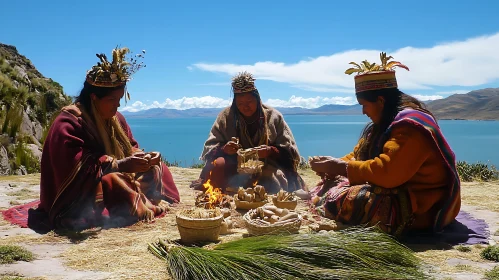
[195,171,232,209]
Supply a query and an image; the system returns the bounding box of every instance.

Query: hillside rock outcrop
[0,43,72,175]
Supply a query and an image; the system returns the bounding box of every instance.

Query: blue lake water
[126,115,499,168]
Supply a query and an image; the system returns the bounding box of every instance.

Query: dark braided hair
[355,88,435,160]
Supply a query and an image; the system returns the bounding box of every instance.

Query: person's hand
[309,157,348,177]
[256,145,274,159]
[132,150,146,157]
[117,156,151,173]
[148,152,161,166]
[309,156,334,164]
[309,156,334,177]
[222,140,241,155]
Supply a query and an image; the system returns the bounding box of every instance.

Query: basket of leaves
[237,147,264,174]
[243,205,302,236]
[272,189,298,210]
[176,208,224,244]
[234,185,268,210]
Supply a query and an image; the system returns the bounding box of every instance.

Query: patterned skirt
[309,177,413,235]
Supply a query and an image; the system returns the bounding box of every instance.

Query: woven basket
[237,148,264,174]
[243,212,302,236]
[233,196,268,210]
[176,214,224,243]
[272,196,298,210]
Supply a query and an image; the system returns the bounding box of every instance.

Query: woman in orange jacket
[304,53,461,235]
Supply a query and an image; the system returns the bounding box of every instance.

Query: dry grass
[298,168,320,190]
[0,231,72,246]
[56,168,198,279]
[415,244,489,274]
[6,188,38,201]
[61,220,174,280]
[0,174,40,185]
[406,179,499,277]
[1,276,46,280]
[0,167,498,279]
[0,218,11,226]
[0,273,47,280]
[460,181,499,212]
[57,166,251,279]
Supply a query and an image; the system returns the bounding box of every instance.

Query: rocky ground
[0,168,498,280]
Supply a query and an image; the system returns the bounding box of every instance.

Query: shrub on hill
[457,161,498,182]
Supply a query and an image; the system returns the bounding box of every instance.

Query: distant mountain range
[122,88,499,120]
[122,104,362,118]
[426,88,499,120]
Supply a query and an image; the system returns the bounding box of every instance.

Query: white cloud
[192,32,499,92]
[120,95,358,112]
[435,90,470,95]
[265,95,355,108]
[412,94,444,101]
[120,96,231,112]
[122,101,147,112]
[162,96,231,109]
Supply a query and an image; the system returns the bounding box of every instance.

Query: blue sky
[1,0,498,111]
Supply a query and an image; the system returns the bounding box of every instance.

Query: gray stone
[20,110,43,143]
[14,165,27,175]
[20,110,33,137]
[26,144,42,161]
[0,145,10,175]
[32,121,43,142]
[13,65,28,82]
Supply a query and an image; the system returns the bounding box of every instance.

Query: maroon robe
[37,105,180,230]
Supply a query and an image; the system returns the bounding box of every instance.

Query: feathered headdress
[86,46,146,100]
[231,71,257,94]
[345,52,409,93]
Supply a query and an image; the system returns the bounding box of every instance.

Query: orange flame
[202,171,223,208]
[199,160,225,209]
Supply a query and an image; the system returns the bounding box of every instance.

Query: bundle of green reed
[148,226,429,280]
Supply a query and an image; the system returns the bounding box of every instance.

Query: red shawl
[39,105,180,228]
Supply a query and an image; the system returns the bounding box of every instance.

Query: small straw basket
[272,196,298,210]
[176,213,224,243]
[243,212,302,236]
[237,148,264,174]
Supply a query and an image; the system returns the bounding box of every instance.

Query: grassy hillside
[427,88,499,120]
[0,43,72,174]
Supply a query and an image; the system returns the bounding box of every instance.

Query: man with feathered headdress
[192,71,307,194]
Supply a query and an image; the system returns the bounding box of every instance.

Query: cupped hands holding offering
[146,151,162,166]
[117,155,151,173]
[309,156,348,178]
[121,151,162,173]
